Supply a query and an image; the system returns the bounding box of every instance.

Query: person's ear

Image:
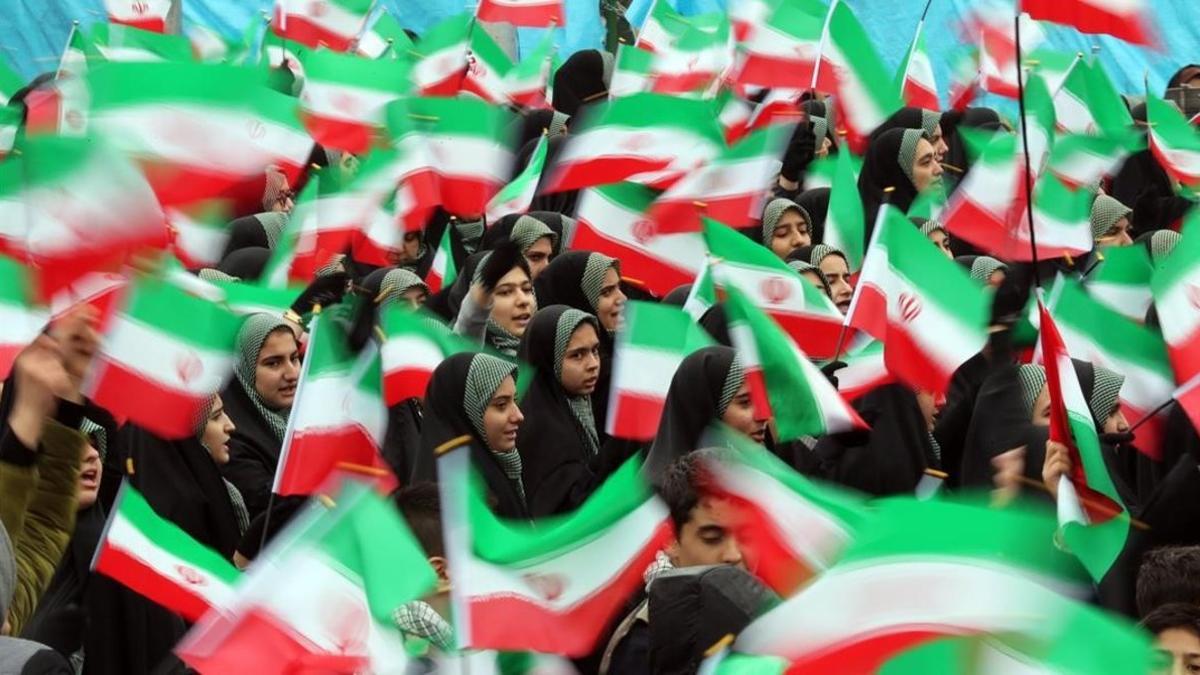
[665,538,681,568]
[430,556,451,592]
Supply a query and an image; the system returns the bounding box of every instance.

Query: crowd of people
[4,8,1200,674]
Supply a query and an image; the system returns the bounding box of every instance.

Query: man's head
[394,483,448,592]
[659,451,744,569]
[1138,547,1200,618]
[1141,603,1200,675]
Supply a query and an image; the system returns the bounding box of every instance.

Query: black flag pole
[1012,13,1043,288]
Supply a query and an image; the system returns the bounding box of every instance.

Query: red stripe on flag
[1123,402,1163,461]
[651,194,757,235]
[383,367,435,407]
[178,608,370,674]
[608,391,667,442]
[93,544,214,622]
[0,344,26,381]
[736,55,817,89]
[275,426,389,496]
[139,159,307,213]
[272,13,356,51]
[111,17,167,33]
[439,175,502,217]
[419,71,468,98]
[744,366,774,422]
[770,311,843,361]
[543,156,674,195]
[903,79,939,112]
[476,0,563,28]
[1168,337,1200,387]
[1021,0,1151,45]
[571,219,696,297]
[883,319,955,394]
[86,356,211,439]
[300,113,377,156]
[465,520,671,656]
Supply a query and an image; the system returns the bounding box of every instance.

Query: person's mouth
[80,468,99,489]
[749,428,766,443]
[503,428,518,441]
[837,301,851,314]
[583,376,598,389]
[512,313,532,327]
[279,385,297,397]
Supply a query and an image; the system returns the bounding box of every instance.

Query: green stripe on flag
[1052,277,1172,379]
[303,46,412,91]
[827,2,903,126]
[1091,245,1153,286]
[87,61,271,110]
[623,301,713,353]
[575,92,724,145]
[389,95,511,141]
[91,23,193,62]
[125,274,243,353]
[115,484,241,585]
[0,253,35,306]
[826,146,865,271]
[884,209,989,322]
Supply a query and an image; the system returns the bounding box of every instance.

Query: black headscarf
[662,284,692,306]
[858,127,921,242]
[511,108,570,152]
[219,213,288,261]
[217,246,271,282]
[413,353,530,520]
[514,135,581,216]
[940,107,1003,194]
[552,49,613,118]
[795,188,830,244]
[644,346,744,479]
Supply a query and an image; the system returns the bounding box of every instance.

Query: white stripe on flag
[104,512,236,608]
[612,343,684,399]
[290,372,386,444]
[382,335,446,376]
[97,314,235,396]
[302,80,398,124]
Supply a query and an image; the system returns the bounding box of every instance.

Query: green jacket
[0,420,83,636]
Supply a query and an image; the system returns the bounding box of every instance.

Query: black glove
[289,271,349,315]
[779,119,816,183]
[820,360,847,389]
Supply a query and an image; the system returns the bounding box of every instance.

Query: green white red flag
[86,61,314,211]
[274,312,393,497]
[1048,276,1174,459]
[439,445,670,655]
[93,484,240,622]
[486,134,548,223]
[272,0,372,51]
[572,182,708,296]
[299,47,410,154]
[177,480,433,673]
[167,201,234,270]
[463,27,514,104]
[698,424,866,595]
[0,257,49,380]
[411,14,472,96]
[733,0,824,90]
[0,134,167,299]
[608,301,714,441]
[477,0,565,28]
[848,205,989,393]
[824,145,866,271]
[1085,244,1154,322]
[380,306,478,405]
[90,23,192,62]
[1052,57,1132,136]
[611,44,653,98]
[1021,0,1154,45]
[895,19,939,111]
[1038,303,1133,582]
[84,273,241,439]
[647,126,790,235]
[635,0,695,53]
[704,219,844,359]
[836,338,892,401]
[426,224,458,293]
[542,93,724,193]
[502,30,555,108]
[1047,132,1137,190]
[734,498,1094,672]
[1151,209,1200,386]
[354,8,414,59]
[105,0,172,32]
[1146,92,1200,187]
[649,22,733,95]
[723,285,867,442]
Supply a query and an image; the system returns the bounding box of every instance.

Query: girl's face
[928,229,953,259]
[910,137,944,193]
[482,375,524,453]
[491,267,536,337]
[721,381,766,444]
[769,210,812,259]
[820,254,854,314]
[524,237,554,279]
[255,329,301,409]
[201,395,237,465]
[595,267,627,332]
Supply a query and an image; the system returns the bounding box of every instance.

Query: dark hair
[393,482,444,558]
[659,450,719,534]
[1141,603,1200,638]
[479,239,532,293]
[1137,546,1200,617]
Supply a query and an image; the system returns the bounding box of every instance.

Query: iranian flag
[355,8,414,59]
[380,306,477,405]
[698,424,866,596]
[728,0,773,42]
[543,93,724,193]
[167,201,233,270]
[895,18,939,111]
[1053,57,1132,136]
[611,45,653,99]
[1048,276,1174,460]
[647,126,789,235]
[0,258,49,380]
[0,134,167,300]
[635,0,691,53]
[84,274,241,439]
[837,339,893,401]
[571,182,708,297]
[105,0,172,33]
[715,89,753,144]
[463,27,514,104]
[732,0,824,90]
[1086,245,1153,322]
[477,0,564,28]
[411,14,471,96]
[86,61,314,211]
[90,23,193,62]
[684,259,718,321]
[486,134,548,223]
[212,281,301,318]
[1151,209,1200,386]
[93,484,240,622]
[299,48,409,154]
[724,285,867,442]
[178,481,433,674]
[817,1,904,153]
[824,146,866,271]
[272,0,372,52]
[848,205,989,394]
[426,225,458,293]
[1146,93,1200,187]
[946,46,980,111]
[1039,303,1132,582]
[608,301,714,441]
[1047,132,1136,190]
[650,23,732,95]
[275,175,343,285]
[0,58,23,105]
[1021,0,1154,45]
[402,96,514,215]
[439,445,671,655]
[274,313,392,497]
[0,106,19,159]
[734,498,1092,672]
[704,219,844,359]
[503,30,554,108]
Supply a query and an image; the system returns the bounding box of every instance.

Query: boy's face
[668,497,745,569]
[1155,628,1200,675]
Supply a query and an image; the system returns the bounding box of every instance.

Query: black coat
[644,346,739,480]
[218,377,283,519]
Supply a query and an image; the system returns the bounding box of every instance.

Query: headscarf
[760,198,810,248]
[217,246,271,281]
[262,166,290,212]
[463,250,530,356]
[221,213,289,261]
[913,216,947,238]
[1016,364,1047,416]
[788,243,846,271]
[859,128,922,238]
[233,314,294,441]
[481,213,560,255]
[787,259,832,297]
[869,106,942,143]
[1142,229,1181,265]
[535,251,620,321]
[645,346,745,479]
[965,255,1007,284]
[513,109,570,151]
[662,284,693,306]
[362,266,429,307]
[1091,194,1133,240]
[198,268,238,283]
[552,50,614,117]
[1088,364,1125,428]
[795,188,830,243]
[414,353,529,519]
[516,306,607,515]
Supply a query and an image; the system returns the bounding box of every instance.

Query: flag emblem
[175,352,203,385]
[898,292,922,323]
[522,572,567,601]
[325,589,371,653]
[761,275,792,304]
[175,564,208,586]
[619,133,654,152]
[1187,284,1200,310]
[131,2,150,15]
[245,120,267,140]
[308,1,328,17]
[632,218,657,244]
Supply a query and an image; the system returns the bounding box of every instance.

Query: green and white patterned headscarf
[761,198,810,248]
[969,256,1007,284]
[1088,364,1124,428]
[455,218,486,255]
[197,268,238,283]
[510,215,558,254]
[234,313,295,440]
[580,253,619,315]
[1148,230,1181,265]
[473,250,530,356]
[1090,194,1132,240]
[809,244,844,268]
[1016,364,1047,416]
[255,212,289,249]
[80,418,108,461]
[919,109,942,141]
[718,355,746,415]
[919,219,946,238]
[897,128,924,183]
[811,117,829,146]
[553,309,601,456]
[377,268,429,307]
[463,354,525,498]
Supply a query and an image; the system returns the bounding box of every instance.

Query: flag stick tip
[704,634,735,658]
[434,435,473,457]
